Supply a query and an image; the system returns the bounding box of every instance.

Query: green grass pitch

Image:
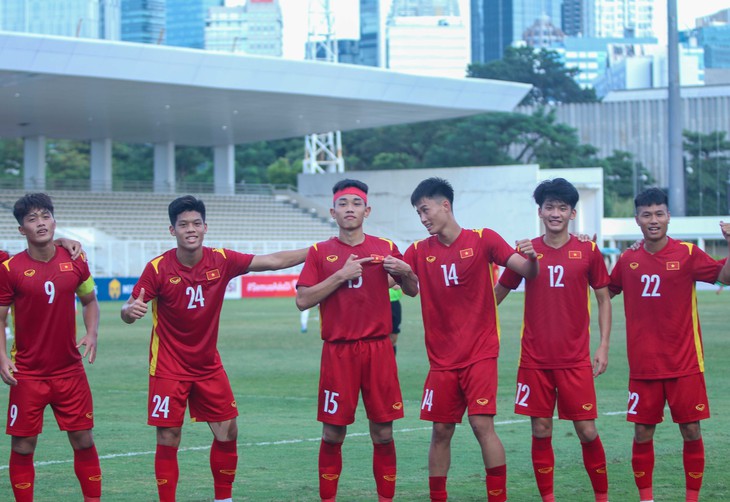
[1,291,729,501]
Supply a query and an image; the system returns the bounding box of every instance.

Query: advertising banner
[241,274,298,297]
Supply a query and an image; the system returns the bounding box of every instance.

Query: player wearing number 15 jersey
[403,177,538,502]
[296,179,418,502]
[495,178,611,502]
[121,195,306,502]
[608,188,730,502]
[0,193,101,502]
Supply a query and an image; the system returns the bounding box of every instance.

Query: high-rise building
[121,0,165,44]
[386,0,469,78]
[166,0,222,49]
[1,0,120,40]
[359,0,382,67]
[471,0,562,63]
[204,0,282,56]
[584,0,654,39]
[561,0,582,36]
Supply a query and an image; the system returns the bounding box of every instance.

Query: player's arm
[383,256,418,297]
[248,248,308,272]
[76,287,100,364]
[296,255,373,311]
[121,287,147,324]
[54,238,83,260]
[0,305,17,386]
[494,283,511,305]
[592,286,612,377]
[718,221,730,285]
[505,238,538,280]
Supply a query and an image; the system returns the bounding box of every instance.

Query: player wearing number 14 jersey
[121,195,306,502]
[495,178,611,502]
[609,188,730,502]
[404,177,538,502]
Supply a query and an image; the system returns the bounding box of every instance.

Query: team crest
[426,256,436,263]
[630,262,639,270]
[666,261,680,271]
[536,253,544,260]
[206,269,221,281]
[169,276,182,284]
[582,403,593,411]
[59,262,73,272]
[695,404,706,411]
[569,250,582,259]
[476,398,489,406]
[392,402,403,410]
[85,412,94,419]
[23,269,35,277]
[460,248,474,259]
[326,255,338,262]
[231,400,237,408]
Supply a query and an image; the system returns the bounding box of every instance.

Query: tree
[0,139,23,185]
[601,151,654,217]
[467,46,598,106]
[683,131,730,216]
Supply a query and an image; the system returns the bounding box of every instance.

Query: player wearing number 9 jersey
[296,179,418,502]
[0,193,101,502]
[608,188,730,502]
[121,195,307,502]
[403,177,538,502]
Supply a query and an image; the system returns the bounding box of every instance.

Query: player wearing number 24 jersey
[608,188,730,502]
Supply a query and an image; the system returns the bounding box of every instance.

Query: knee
[157,427,182,446]
[68,430,95,450]
[322,424,347,444]
[680,422,702,441]
[468,417,495,440]
[431,423,455,444]
[574,422,598,443]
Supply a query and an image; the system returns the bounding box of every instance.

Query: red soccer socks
[155,444,179,502]
[210,438,238,500]
[581,435,608,501]
[373,440,397,500]
[74,445,102,501]
[428,476,447,502]
[632,439,654,502]
[683,438,704,502]
[9,450,34,502]
[532,435,555,501]
[319,439,342,501]
[486,464,507,502]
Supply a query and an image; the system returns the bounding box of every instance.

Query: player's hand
[383,256,412,277]
[720,221,730,242]
[574,233,597,243]
[126,288,148,320]
[338,255,373,282]
[77,333,98,364]
[0,354,18,386]
[592,344,609,377]
[56,238,83,260]
[515,239,537,260]
[628,239,644,251]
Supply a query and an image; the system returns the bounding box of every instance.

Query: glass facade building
[121,0,165,44]
[1,0,120,40]
[166,0,222,49]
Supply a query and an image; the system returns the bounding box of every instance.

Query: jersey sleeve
[481,228,516,267]
[403,243,417,270]
[133,258,161,302]
[688,244,723,284]
[608,254,624,296]
[222,249,255,278]
[296,246,320,288]
[0,258,14,306]
[498,263,523,290]
[588,243,610,289]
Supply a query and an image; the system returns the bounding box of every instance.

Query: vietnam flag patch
[370,254,384,263]
[460,248,474,259]
[667,261,680,271]
[206,269,221,281]
[59,262,73,272]
[568,250,582,259]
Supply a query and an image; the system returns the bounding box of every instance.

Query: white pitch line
[0,411,627,471]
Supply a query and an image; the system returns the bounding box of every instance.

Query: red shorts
[6,373,94,437]
[514,366,598,421]
[627,373,710,424]
[148,369,238,427]
[318,337,404,426]
[420,358,498,423]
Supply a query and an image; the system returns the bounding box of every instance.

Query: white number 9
[44,281,55,304]
[9,404,18,427]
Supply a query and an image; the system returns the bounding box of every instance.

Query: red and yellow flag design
[460,248,474,259]
[206,269,221,281]
[59,262,73,272]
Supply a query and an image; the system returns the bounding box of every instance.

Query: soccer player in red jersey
[495,178,611,502]
[609,188,730,502]
[296,179,418,502]
[120,195,307,502]
[403,177,538,502]
[0,193,101,502]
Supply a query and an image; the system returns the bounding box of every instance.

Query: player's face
[414,196,449,236]
[330,194,370,230]
[538,199,575,235]
[635,203,670,242]
[170,210,207,251]
[19,208,56,245]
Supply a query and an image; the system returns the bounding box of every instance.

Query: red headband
[333,187,367,204]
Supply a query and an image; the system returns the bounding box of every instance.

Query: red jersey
[297,235,400,342]
[0,246,94,379]
[404,228,516,370]
[609,237,722,379]
[500,236,610,369]
[133,247,253,380]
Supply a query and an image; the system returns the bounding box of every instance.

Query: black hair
[533,178,579,209]
[410,177,454,207]
[13,193,54,225]
[332,178,369,196]
[168,195,206,226]
[634,188,668,210]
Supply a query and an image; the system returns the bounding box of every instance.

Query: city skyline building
[205,0,282,56]
[166,0,222,48]
[359,0,382,67]
[584,0,654,38]
[1,0,120,40]
[121,0,165,44]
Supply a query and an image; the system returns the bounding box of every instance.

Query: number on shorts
[421,388,434,412]
[515,382,530,407]
[151,394,170,419]
[44,281,55,304]
[9,404,18,427]
[627,391,640,415]
[323,389,339,414]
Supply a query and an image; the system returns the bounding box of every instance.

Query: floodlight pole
[667,0,685,215]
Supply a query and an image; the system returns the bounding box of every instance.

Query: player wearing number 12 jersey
[296,179,418,502]
[495,178,611,502]
[121,195,306,502]
[609,188,730,502]
[403,177,538,502]
[0,193,101,502]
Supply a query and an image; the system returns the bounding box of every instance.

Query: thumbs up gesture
[121,287,148,323]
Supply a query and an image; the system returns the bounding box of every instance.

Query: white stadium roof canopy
[0,32,531,147]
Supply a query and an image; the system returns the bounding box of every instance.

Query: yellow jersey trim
[149,299,160,376]
[151,256,165,274]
